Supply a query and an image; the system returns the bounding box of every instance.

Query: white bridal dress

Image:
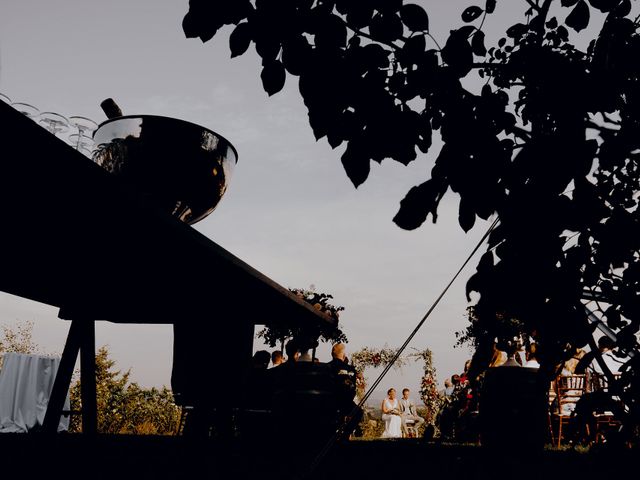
[381,398,403,438]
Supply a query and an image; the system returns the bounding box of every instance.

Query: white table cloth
[0,353,70,432]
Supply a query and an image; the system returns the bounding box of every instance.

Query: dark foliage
[182,0,640,438]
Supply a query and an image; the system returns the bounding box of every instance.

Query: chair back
[588,372,621,393]
[555,374,585,415]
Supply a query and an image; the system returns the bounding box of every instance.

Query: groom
[399,388,425,436]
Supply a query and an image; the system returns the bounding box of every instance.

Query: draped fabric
[0,353,70,432]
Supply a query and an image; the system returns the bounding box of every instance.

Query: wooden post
[43,320,82,433]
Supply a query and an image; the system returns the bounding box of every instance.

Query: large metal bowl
[92,115,238,225]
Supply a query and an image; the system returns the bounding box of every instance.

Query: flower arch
[408,349,442,425]
[349,346,441,423]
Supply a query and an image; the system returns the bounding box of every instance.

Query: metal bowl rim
[93,114,238,163]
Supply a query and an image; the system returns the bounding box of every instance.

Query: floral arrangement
[409,349,442,424]
[255,286,348,348]
[350,346,406,401]
[350,346,406,373]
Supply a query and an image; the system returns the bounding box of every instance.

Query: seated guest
[561,348,585,376]
[283,340,300,364]
[245,350,273,410]
[575,337,622,375]
[524,343,540,369]
[399,388,425,436]
[270,350,284,368]
[252,350,271,370]
[489,343,508,368]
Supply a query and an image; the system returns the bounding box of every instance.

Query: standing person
[442,378,454,397]
[381,388,402,438]
[399,388,425,436]
[328,343,362,438]
[328,343,357,397]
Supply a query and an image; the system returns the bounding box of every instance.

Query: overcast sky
[0,1,598,402]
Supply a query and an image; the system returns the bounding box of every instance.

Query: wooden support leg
[43,320,82,433]
[557,419,563,448]
[80,320,97,435]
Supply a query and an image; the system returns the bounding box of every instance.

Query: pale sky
[0,1,594,402]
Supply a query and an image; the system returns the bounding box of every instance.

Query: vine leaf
[472,30,487,56]
[462,6,484,23]
[261,60,286,96]
[400,4,430,31]
[229,22,252,58]
[565,0,590,32]
[485,0,497,14]
[613,0,631,17]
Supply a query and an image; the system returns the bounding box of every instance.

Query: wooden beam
[43,320,82,433]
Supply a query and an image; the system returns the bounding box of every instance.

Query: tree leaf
[565,0,590,32]
[506,23,528,39]
[462,6,484,23]
[182,11,219,42]
[485,0,497,14]
[457,25,477,38]
[341,141,370,188]
[587,0,614,13]
[370,12,404,42]
[458,197,476,232]
[315,15,347,50]
[261,60,286,96]
[442,29,473,77]
[282,35,312,76]
[400,4,430,31]
[229,22,252,58]
[472,30,487,56]
[612,0,631,17]
[393,179,445,230]
[346,5,374,29]
[401,34,427,60]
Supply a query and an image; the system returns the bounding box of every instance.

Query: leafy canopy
[183,0,640,433]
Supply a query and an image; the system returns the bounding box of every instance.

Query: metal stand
[43,319,97,434]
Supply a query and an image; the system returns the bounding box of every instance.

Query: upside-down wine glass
[68,115,98,156]
[11,102,40,121]
[38,111,71,139]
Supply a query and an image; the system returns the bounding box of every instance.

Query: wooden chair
[552,374,586,447]
[547,379,557,445]
[587,372,622,443]
[403,418,417,438]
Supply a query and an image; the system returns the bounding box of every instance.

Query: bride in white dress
[381,388,403,438]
